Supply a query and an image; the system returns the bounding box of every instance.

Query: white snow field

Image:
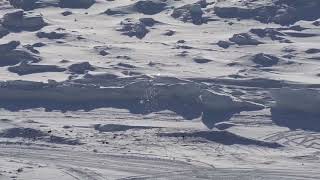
[0,0,320,179]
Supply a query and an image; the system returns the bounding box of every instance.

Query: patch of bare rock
[1,10,46,31]
[214,0,320,25]
[0,41,40,67]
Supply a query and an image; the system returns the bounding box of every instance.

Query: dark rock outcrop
[8,63,66,75]
[117,18,149,39]
[251,53,280,67]
[214,0,320,25]
[68,62,95,74]
[2,10,46,31]
[229,33,263,46]
[217,40,233,49]
[0,41,40,67]
[172,3,205,25]
[139,18,159,27]
[36,31,67,39]
[134,0,167,15]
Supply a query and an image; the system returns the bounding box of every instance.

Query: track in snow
[0,145,319,180]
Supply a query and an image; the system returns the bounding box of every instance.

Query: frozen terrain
[0,0,320,179]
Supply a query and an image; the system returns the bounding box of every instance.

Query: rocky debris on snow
[117,18,149,39]
[250,53,280,67]
[0,25,9,39]
[68,62,95,74]
[271,88,320,131]
[36,31,67,39]
[159,130,281,148]
[94,124,154,132]
[0,41,40,67]
[8,63,66,75]
[214,0,320,25]
[171,3,205,25]
[229,33,263,46]
[104,0,167,15]
[0,127,81,145]
[1,10,46,31]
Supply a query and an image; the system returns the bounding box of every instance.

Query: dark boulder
[68,62,95,74]
[251,53,280,67]
[0,41,40,67]
[36,31,67,39]
[217,40,233,49]
[134,0,167,15]
[139,18,159,27]
[2,10,46,31]
[229,33,263,46]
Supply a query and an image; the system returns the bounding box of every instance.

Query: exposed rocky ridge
[214,0,320,25]
[0,41,40,67]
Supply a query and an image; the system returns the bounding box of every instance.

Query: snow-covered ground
[0,0,320,179]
